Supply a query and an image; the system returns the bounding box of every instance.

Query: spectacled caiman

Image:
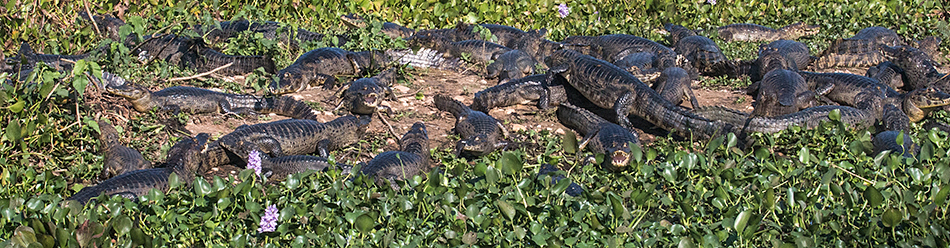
[434,95,509,157]
[560,34,677,72]
[197,48,277,76]
[357,121,429,190]
[652,67,699,109]
[798,71,950,123]
[261,155,349,180]
[545,49,732,140]
[194,19,349,48]
[101,71,320,120]
[335,68,397,115]
[666,24,736,77]
[272,47,388,93]
[69,133,209,205]
[340,14,416,39]
[911,36,946,65]
[486,49,539,83]
[201,115,370,169]
[5,42,97,74]
[748,69,819,117]
[97,120,152,180]
[814,26,902,68]
[881,45,945,91]
[537,164,584,197]
[716,22,820,42]
[557,102,640,172]
[470,74,567,112]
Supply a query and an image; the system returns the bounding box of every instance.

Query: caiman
[613,52,663,82]
[761,40,810,70]
[6,42,96,73]
[69,133,209,205]
[486,49,539,82]
[131,34,204,68]
[912,36,946,65]
[691,105,875,134]
[866,61,905,90]
[434,95,509,156]
[335,68,397,115]
[652,67,699,109]
[798,71,950,122]
[196,48,277,76]
[560,34,677,71]
[545,49,732,140]
[102,71,320,120]
[666,24,735,77]
[409,34,512,67]
[77,11,128,41]
[202,115,370,169]
[358,121,429,189]
[815,26,902,69]
[261,155,347,180]
[748,69,818,117]
[470,74,567,112]
[872,130,918,158]
[97,120,152,180]
[385,47,465,71]
[556,102,640,172]
[717,22,820,42]
[271,47,366,93]
[536,164,584,197]
[881,45,944,91]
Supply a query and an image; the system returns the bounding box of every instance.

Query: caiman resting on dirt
[470,74,567,112]
[560,34,677,72]
[271,47,388,93]
[486,49,540,83]
[748,69,819,117]
[652,67,699,109]
[557,103,640,172]
[545,49,732,140]
[101,71,320,120]
[196,48,277,76]
[97,120,152,180]
[716,22,820,42]
[358,121,429,190]
[69,133,209,205]
[336,68,397,115]
[201,115,370,169]
[435,95,509,157]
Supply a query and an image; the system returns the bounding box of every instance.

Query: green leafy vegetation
[2,0,949,246]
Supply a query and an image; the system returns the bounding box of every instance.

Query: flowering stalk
[258,204,278,233]
[248,150,262,177]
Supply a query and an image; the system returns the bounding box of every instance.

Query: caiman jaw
[610,150,630,170]
[363,93,379,107]
[905,87,950,122]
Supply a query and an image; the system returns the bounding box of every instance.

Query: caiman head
[401,122,429,156]
[781,22,820,38]
[456,133,506,157]
[346,78,388,115]
[103,79,154,112]
[902,87,950,122]
[599,135,637,172]
[165,133,210,181]
[272,68,320,94]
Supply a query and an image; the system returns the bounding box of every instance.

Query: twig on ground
[168,62,233,82]
[377,111,400,140]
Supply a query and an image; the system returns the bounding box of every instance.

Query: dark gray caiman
[434,95,508,156]
[261,155,348,180]
[409,34,512,68]
[202,115,370,169]
[761,40,810,70]
[873,130,918,158]
[470,74,567,112]
[197,48,277,76]
[486,49,539,82]
[545,49,732,140]
[866,61,905,90]
[556,102,640,172]
[6,42,96,73]
[560,34,677,71]
[815,26,902,69]
[131,34,203,68]
[77,11,128,41]
[717,22,820,42]
[194,19,348,48]
[798,71,950,123]
[748,69,818,117]
[271,47,388,93]
[666,24,736,77]
[335,68,397,115]
[881,45,945,90]
[537,164,584,197]
[102,72,320,120]
[358,121,429,189]
[69,133,208,205]
[912,36,946,65]
[691,105,874,134]
[652,67,699,109]
[97,120,152,180]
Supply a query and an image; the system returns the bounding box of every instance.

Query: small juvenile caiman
[102,71,320,119]
[336,68,397,115]
[69,133,208,205]
[556,103,640,172]
[97,120,152,180]
[545,49,732,140]
[717,22,820,42]
[197,48,277,76]
[434,95,509,156]
[272,48,388,93]
[470,74,567,112]
[358,121,429,189]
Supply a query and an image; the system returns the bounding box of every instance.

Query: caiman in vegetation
[470,74,567,112]
[196,48,277,76]
[202,115,370,169]
[652,67,699,109]
[69,133,208,205]
[131,34,204,68]
[799,71,950,123]
[261,155,347,180]
[5,42,96,74]
[866,61,906,90]
[881,45,945,91]
[97,120,152,180]
[691,105,874,134]
[77,11,128,41]
[545,49,731,140]
[194,19,348,48]
[815,26,902,68]
[434,95,508,156]
[912,36,946,65]
[560,34,677,71]
[748,69,818,117]
[336,68,397,115]
[556,103,640,172]
[357,121,429,189]
[716,22,820,42]
[340,14,416,39]
[536,164,584,197]
[666,24,735,77]
[486,49,539,82]
[102,72,320,119]
[873,130,918,158]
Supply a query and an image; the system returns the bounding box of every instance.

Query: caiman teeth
[364,93,378,105]
[611,150,629,168]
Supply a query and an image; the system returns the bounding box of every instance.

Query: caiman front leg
[613,90,637,132]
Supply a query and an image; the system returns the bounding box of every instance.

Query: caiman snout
[610,150,630,170]
[364,93,379,106]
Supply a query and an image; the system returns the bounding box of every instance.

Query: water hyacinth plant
[248,150,262,176]
[257,204,278,233]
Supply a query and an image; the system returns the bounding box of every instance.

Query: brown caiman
[97,120,152,180]
[560,34,677,71]
[748,69,818,117]
[666,24,736,77]
[102,72,320,119]
[196,48,277,76]
[69,133,208,205]
[536,164,584,197]
[556,103,640,172]
[486,49,539,83]
[798,71,950,123]
[866,61,905,90]
[434,95,508,156]
[815,26,902,69]
[202,115,370,169]
[335,68,397,115]
[358,121,429,189]
[762,40,811,70]
[652,67,699,109]
[271,48,388,93]
[545,49,732,140]
[470,74,567,112]
[716,22,820,42]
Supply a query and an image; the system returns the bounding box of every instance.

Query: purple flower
[707,0,716,5]
[248,150,262,176]
[258,204,278,233]
[557,3,570,18]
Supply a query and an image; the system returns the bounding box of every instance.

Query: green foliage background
[1,0,950,246]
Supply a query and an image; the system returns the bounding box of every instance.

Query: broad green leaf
[798,147,809,164]
[113,215,133,236]
[934,185,949,206]
[195,177,213,196]
[706,135,723,154]
[355,213,375,233]
[6,121,21,142]
[499,152,523,176]
[8,100,24,113]
[882,208,902,227]
[496,199,516,221]
[828,109,841,121]
[864,185,884,208]
[734,209,752,233]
